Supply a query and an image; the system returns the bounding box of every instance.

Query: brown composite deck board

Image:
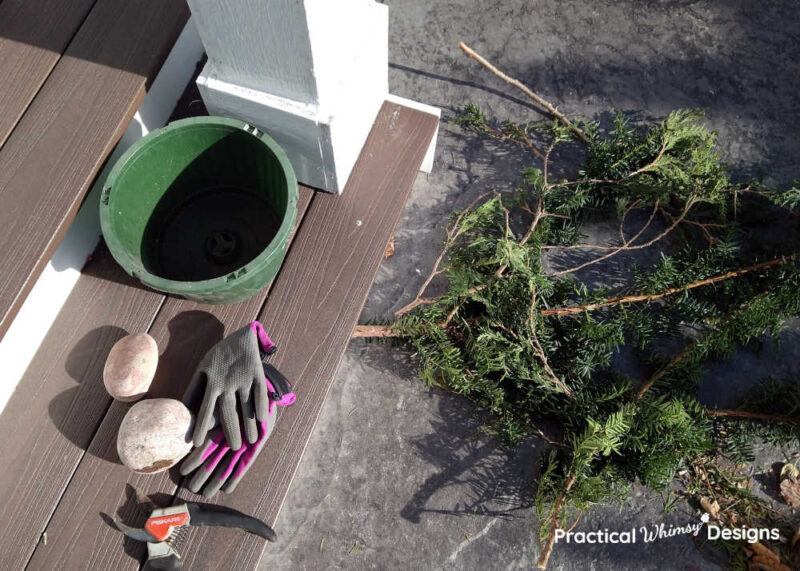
[0,247,166,570]
[175,102,438,569]
[26,188,314,570]
[0,0,188,344]
[0,0,99,150]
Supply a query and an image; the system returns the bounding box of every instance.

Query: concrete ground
[259,1,800,569]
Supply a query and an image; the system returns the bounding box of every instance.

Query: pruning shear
[112,496,276,570]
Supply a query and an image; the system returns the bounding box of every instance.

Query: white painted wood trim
[0,19,204,415]
[190,0,396,193]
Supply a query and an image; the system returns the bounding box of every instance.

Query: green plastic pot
[100,117,298,304]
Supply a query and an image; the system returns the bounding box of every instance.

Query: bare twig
[528,287,574,398]
[541,253,795,317]
[352,325,396,338]
[619,199,643,242]
[659,207,724,247]
[552,198,671,276]
[459,42,589,144]
[565,511,584,534]
[542,141,556,189]
[536,473,576,569]
[395,192,492,317]
[633,347,689,400]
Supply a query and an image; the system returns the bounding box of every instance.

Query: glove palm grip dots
[181,322,295,497]
[183,323,275,451]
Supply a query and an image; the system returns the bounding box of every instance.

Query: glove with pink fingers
[180,363,295,497]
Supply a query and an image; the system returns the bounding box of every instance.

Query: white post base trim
[198,65,390,193]
[196,76,442,191]
[191,0,399,193]
[0,19,204,415]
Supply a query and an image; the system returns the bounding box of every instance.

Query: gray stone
[103,333,158,402]
[117,398,193,473]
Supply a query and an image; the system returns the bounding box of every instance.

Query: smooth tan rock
[117,398,194,473]
[103,333,158,402]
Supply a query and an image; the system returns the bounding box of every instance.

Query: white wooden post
[188,0,439,193]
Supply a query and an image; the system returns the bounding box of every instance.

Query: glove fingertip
[193,430,207,448]
[227,431,242,451]
[223,477,241,494]
[188,475,204,495]
[244,420,258,444]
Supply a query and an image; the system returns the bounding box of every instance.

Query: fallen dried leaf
[780,477,800,508]
[750,554,791,571]
[701,497,720,518]
[750,541,788,570]
[384,236,395,258]
[791,529,800,547]
[780,463,799,482]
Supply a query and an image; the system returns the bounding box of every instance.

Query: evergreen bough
[358,44,800,568]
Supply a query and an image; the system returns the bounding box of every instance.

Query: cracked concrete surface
[258,1,800,569]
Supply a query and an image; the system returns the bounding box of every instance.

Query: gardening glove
[183,322,277,451]
[180,364,296,497]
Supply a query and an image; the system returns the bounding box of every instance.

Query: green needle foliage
[385,104,800,567]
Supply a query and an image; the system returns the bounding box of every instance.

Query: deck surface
[0,101,437,569]
[0,0,188,341]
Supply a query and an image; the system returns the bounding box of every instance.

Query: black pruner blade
[185,502,277,542]
[111,515,159,543]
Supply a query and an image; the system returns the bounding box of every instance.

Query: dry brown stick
[565,511,584,534]
[529,287,574,398]
[352,324,397,338]
[536,473,576,569]
[459,42,589,144]
[707,409,800,425]
[659,207,724,247]
[541,253,794,317]
[395,192,493,317]
[542,141,556,189]
[619,199,643,243]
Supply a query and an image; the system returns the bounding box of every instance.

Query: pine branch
[536,472,576,569]
[633,292,770,399]
[350,56,800,568]
[541,253,796,317]
[395,192,493,317]
[458,42,589,144]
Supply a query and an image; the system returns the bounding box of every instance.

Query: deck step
[0,0,99,149]
[10,101,436,569]
[22,188,313,569]
[0,0,188,342]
